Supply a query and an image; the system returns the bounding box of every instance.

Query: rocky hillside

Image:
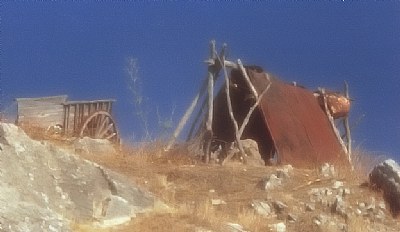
[1,122,399,232]
[0,123,163,231]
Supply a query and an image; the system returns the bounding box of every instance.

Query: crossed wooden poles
[165,40,271,163]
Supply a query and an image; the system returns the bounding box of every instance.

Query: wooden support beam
[204,40,217,163]
[165,76,208,150]
[237,59,259,99]
[220,55,246,163]
[343,81,353,169]
[186,97,207,141]
[238,80,272,138]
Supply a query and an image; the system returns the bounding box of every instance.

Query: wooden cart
[16,95,119,143]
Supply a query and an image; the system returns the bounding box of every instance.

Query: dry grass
[14,128,397,231]
[346,215,371,232]
[64,144,396,232]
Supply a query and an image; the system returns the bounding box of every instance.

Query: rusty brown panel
[316,91,351,119]
[248,70,346,167]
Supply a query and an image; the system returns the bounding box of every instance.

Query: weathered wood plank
[64,99,115,105]
[16,96,67,128]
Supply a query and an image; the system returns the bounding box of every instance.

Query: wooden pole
[220,55,246,162]
[238,81,272,138]
[186,97,207,141]
[343,81,353,169]
[237,59,259,99]
[165,76,208,150]
[204,40,217,163]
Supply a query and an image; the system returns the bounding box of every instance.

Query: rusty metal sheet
[248,70,346,167]
[315,91,351,119]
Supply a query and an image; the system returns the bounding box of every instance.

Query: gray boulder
[369,159,400,216]
[0,123,159,231]
[241,139,265,166]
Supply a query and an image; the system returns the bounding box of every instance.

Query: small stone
[331,196,346,217]
[287,213,297,222]
[272,201,288,213]
[378,201,386,210]
[366,198,376,211]
[337,223,347,231]
[276,169,289,179]
[251,200,272,216]
[195,227,213,232]
[358,202,366,209]
[341,188,351,197]
[276,165,293,179]
[305,203,315,211]
[324,188,333,196]
[321,198,329,207]
[313,214,328,226]
[308,188,320,196]
[223,223,246,232]
[211,199,226,205]
[313,219,321,225]
[355,208,362,215]
[332,180,344,189]
[261,174,282,190]
[320,163,335,177]
[269,222,286,232]
[209,189,215,193]
[375,209,385,220]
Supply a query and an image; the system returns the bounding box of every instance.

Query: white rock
[332,180,344,189]
[378,201,386,210]
[261,174,282,190]
[287,213,297,222]
[251,200,272,216]
[355,208,362,215]
[223,223,247,232]
[276,165,293,179]
[211,199,227,205]
[270,222,286,232]
[305,203,315,211]
[320,163,335,177]
[272,201,288,213]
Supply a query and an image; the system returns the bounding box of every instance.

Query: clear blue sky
[2,2,399,161]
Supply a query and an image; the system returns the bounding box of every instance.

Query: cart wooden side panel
[16,95,67,129]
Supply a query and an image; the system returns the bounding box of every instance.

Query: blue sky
[2,1,399,161]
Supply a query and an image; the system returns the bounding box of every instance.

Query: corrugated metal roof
[248,69,346,167]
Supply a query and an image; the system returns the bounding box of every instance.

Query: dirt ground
[73,145,399,232]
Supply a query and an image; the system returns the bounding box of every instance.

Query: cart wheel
[79,111,119,143]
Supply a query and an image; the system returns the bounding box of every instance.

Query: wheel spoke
[95,115,108,138]
[99,122,114,138]
[105,132,116,140]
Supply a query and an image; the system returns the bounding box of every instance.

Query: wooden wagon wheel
[79,111,119,143]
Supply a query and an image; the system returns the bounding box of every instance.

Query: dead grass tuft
[346,215,370,232]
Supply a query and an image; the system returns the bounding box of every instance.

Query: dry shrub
[346,215,370,232]
[236,208,265,231]
[70,224,111,232]
[121,142,196,166]
[350,147,387,180]
[18,123,58,141]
